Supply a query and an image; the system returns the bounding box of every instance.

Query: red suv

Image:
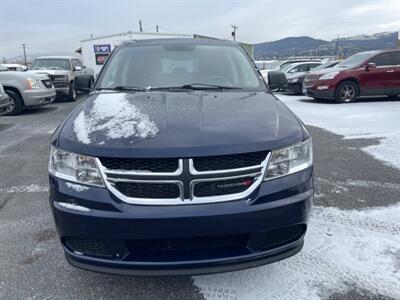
[303,49,400,103]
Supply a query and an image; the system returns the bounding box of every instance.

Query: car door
[391,51,400,95]
[358,52,394,96]
[72,59,91,90]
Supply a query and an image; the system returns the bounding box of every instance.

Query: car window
[392,52,400,65]
[31,59,72,70]
[309,63,320,70]
[370,53,392,67]
[289,64,309,73]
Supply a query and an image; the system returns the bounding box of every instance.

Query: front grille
[113,182,180,199]
[99,151,269,204]
[194,177,255,197]
[41,79,53,89]
[64,237,112,257]
[100,157,179,173]
[48,75,69,88]
[303,75,320,88]
[193,151,268,171]
[127,234,249,253]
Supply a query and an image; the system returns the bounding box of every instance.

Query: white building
[80,31,193,75]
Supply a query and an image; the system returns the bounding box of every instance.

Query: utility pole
[156,25,159,33]
[231,25,238,41]
[139,20,143,32]
[21,43,28,66]
[2,56,6,64]
[335,34,340,60]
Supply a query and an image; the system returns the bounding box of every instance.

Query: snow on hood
[73,93,159,145]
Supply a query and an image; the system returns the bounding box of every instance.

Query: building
[79,31,255,75]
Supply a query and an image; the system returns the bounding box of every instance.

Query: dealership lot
[0,94,399,299]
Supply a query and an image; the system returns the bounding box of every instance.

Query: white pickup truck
[29,56,94,101]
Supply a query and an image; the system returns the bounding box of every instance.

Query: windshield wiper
[95,86,148,92]
[150,83,242,91]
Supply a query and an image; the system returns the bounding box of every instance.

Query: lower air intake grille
[113,182,180,199]
[64,237,112,257]
[128,234,249,253]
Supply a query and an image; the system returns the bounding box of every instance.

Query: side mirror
[267,71,287,90]
[365,62,376,70]
[74,66,82,71]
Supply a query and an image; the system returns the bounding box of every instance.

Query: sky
[0,0,400,59]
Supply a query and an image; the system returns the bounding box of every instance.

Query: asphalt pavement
[0,93,398,300]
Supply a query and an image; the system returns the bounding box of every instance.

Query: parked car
[48,38,313,276]
[2,63,28,71]
[0,67,56,115]
[286,60,340,95]
[276,59,323,72]
[0,83,10,115]
[303,49,400,103]
[29,56,94,101]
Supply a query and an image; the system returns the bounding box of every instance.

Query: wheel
[4,90,23,116]
[293,83,303,95]
[68,81,77,101]
[334,81,359,103]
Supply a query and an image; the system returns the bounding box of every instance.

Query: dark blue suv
[48,38,313,275]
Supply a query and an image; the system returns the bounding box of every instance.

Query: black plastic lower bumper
[65,239,304,276]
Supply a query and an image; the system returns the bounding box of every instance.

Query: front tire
[334,81,359,103]
[4,90,23,116]
[68,82,77,102]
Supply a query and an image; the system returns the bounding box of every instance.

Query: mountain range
[254,31,399,59]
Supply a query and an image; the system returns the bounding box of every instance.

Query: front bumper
[303,81,335,100]
[50,168,313,275]
[22,88,56,107]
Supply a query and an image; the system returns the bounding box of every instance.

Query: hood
[56,91,304,158]
[308,66,348,76]
[0,71,49,80]
[27,69,69,76]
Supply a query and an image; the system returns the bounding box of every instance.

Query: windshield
[96,43,265,91]
[336,52,377,68]
[31,59,71,70]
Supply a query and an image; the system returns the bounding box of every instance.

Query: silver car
[0,64,56,115]
[0,83,10,115]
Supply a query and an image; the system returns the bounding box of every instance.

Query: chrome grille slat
[96,152,270,205]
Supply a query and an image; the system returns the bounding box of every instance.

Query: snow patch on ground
[65,182,89,192]
[73,93,159,145]
[194,204,400,300]
[0,184,49,193]
[276,94,400,169]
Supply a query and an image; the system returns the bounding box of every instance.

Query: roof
[80,31,192,43]
[119,38,238,47]
[287,61,322,67]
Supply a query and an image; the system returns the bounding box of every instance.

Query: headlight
[265,139,313,180]
[49,146,104,186]
[319,72,339,80]
[287,78,299,83]
[26,78,41,89]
